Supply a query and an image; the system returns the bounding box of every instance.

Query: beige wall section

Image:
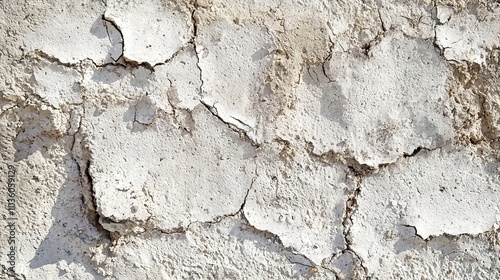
[0,0,499,279]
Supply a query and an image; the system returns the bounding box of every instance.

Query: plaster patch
[244,144,353,265]
[83,103,256,233]
[196,20,276,142]
[376,2,435,39]
[278,32,454,167]
[350,146,500,274]
[436,7,500,64]
[24,3,121,64]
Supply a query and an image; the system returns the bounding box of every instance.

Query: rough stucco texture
[0,0,499,279]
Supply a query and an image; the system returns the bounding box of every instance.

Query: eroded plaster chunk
[278,32,454,167]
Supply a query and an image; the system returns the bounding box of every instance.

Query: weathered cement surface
[0,0,499,279]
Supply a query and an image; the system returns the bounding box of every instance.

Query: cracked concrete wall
[0,0,499,279]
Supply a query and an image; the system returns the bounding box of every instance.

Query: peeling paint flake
[104,0,192,65]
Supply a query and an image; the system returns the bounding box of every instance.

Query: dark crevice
[33,14,188,72]
[200,100,259,147]
[81,158,117,242]
[190,6,205,98]
[229,115,252,129]
[403,146,426,158]
[321,60,334,83]
[0,104,19,117]
[83,163,100,228]
[33,49,82,68]
[101,15,121,62]
[32,47,125,73]
[151,46,190,68]
[430,1,465,64]
[402,224,425,240]
[69,109,112,241]
[431,0,443,56]
[194,164,258,227]
[341,181,370,278]
[378,9,387,32]
[359,30,386,57]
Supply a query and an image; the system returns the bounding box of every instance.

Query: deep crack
[68,107,112,241]
[190,6,205,98]
[341,180,369,278]
[200,99,259,146]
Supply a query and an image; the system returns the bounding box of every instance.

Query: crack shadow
[27,135,106,279]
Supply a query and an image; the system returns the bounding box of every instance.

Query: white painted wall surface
[0,0,499,279]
